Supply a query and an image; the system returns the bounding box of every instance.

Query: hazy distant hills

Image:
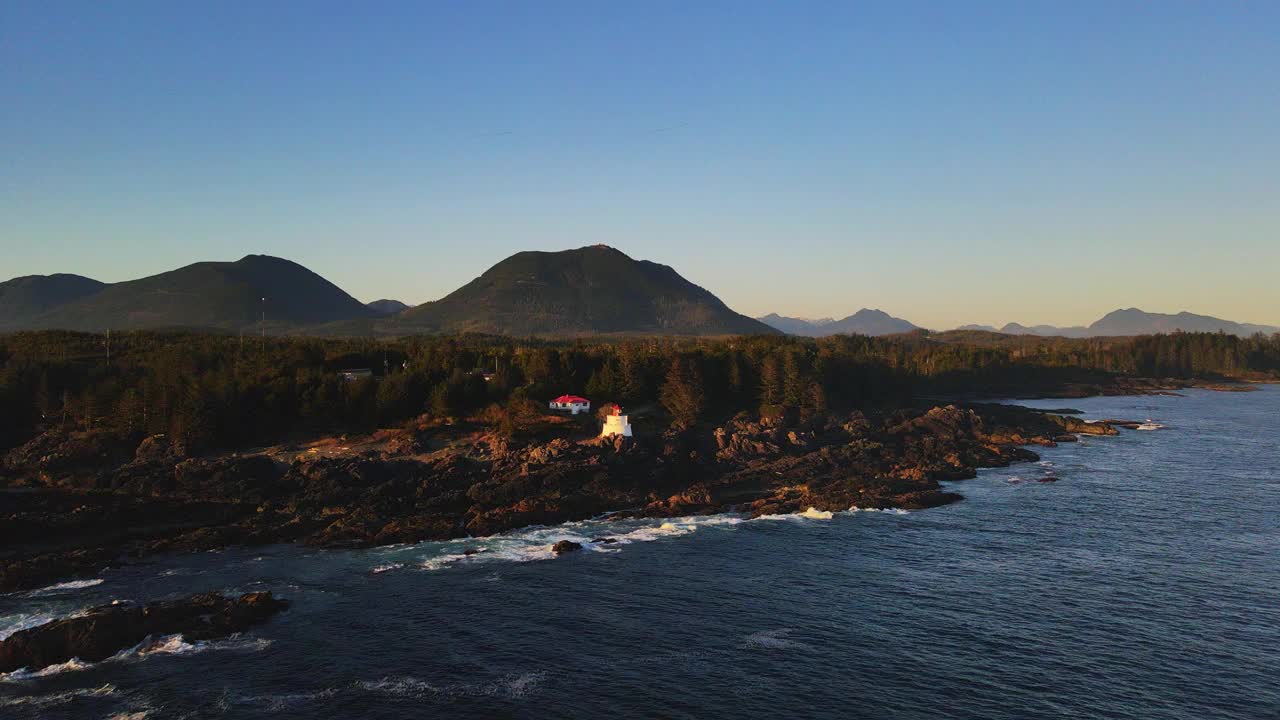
[400,245,776,336]
[0,274,107,331]
[1087,308,1278,336]
[764,307,1277,338]
[758,309,920,336]
[756,314,832,335]
[976,309,1278,338]
[7,255,376,332]
[366,299,412,315]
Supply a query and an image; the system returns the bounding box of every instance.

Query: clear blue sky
[4,1,1278,328]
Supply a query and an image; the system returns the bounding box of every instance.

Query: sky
[3,1,1279,329]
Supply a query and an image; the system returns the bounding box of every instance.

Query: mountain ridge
[15,255,376,332]
[758,309,920,336]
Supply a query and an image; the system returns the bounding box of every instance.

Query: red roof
[552,395,589,404]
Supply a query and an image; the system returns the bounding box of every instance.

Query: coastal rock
[551,540,582,554]
[0,592,288,673]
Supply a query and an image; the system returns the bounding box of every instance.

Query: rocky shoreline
[0,591,288,674]
[1,401,1129,595]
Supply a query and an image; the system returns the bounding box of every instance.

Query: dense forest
[1,329,1277,455]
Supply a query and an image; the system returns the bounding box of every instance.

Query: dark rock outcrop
[0,592,288,673]
[551,540,583,554]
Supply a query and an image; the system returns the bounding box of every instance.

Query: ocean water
[2,387,1277,719]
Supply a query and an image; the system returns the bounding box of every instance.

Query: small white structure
[601,404,633,438]
[549,394,591,415]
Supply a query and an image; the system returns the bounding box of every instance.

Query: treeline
[1,329,1277,454]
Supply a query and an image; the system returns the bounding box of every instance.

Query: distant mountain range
[5,251,1275,339]
[758,310,920,336]
[957,309,1278,338]
[761,308,1277,338]
[0,247,775,337]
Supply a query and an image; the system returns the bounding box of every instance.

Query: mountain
[22,255,376,331]
[757,313,828,335]
[0,274,107,330]
[826,309,919,336]
[367,299,412,315]
[398,245,776,336]
[759,309,919,336]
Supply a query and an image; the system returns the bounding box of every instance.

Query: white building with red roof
[549,394,591,415]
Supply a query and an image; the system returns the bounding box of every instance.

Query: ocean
[3,386,1278,719]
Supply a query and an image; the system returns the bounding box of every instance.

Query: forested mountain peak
[398,246,776,336]
[19,255,376,332]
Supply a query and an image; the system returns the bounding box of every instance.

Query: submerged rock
[0,591,288,673]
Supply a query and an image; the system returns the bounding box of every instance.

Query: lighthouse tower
[601,404,633,438]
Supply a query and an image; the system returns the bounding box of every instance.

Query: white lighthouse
[601,404,633,438]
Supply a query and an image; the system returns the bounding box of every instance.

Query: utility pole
[105,329,111,365]
[260,297,266,356]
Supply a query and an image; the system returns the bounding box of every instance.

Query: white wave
[755,507,834,521]
[0,683,116,708]
[848,506,909,515]
[2,657,94,680]
[375,513,747,574]
[0,612,59,641]
[1,633,273,682]
[23,578,104,596]
[420,553,473,570]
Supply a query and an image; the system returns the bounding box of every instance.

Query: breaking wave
[0,683,117,709]
[21,578,104,596]
[755,507,835,521]
[370,514,748,574]
[0,612,62,641]
[0,633,273,682]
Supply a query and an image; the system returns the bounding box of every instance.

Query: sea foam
[373,513,748,574]
[0,633,273,682]
[21,578,104,596]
